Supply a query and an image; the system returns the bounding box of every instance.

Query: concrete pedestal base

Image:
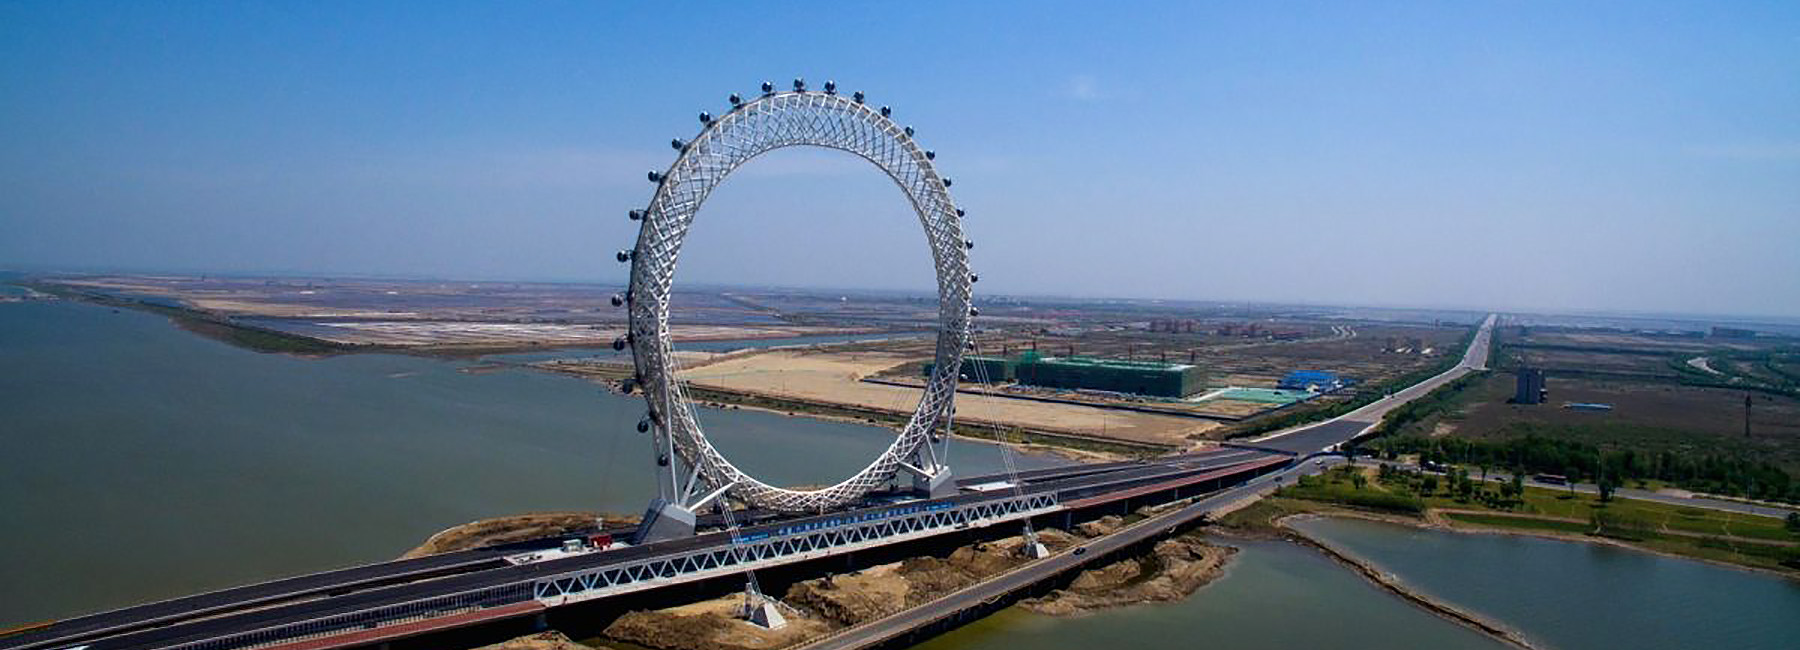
[744,599,788,630]
[632,498,697,545]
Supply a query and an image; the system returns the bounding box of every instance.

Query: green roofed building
[926,350,1204,398]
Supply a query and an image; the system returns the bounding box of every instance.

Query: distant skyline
[3,2,1797,317]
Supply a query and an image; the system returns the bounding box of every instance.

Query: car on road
[1073,547,1086,556]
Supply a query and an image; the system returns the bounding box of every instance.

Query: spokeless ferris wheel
[614,79,976,541]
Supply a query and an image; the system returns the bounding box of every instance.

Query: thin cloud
[1065,74,1102,102]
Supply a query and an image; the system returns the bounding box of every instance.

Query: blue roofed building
[1278,370,1346,393]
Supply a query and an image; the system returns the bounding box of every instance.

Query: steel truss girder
[534,493,1058,604]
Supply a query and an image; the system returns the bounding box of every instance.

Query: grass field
[1260,465,1800,573]
[1462,487,1796,541]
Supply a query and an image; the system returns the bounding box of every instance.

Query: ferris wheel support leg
[633,497,698,545]
[901,461,956,499]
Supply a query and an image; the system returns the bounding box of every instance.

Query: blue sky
[2,1,1796,317]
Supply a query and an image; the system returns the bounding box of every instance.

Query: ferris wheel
[614,79,975,537]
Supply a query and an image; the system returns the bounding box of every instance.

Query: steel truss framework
[535,492,1058,604]
[626,87,973,512]
[169,583,534,650]
[167,492,1058,650]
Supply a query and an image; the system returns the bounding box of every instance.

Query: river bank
[42,282,1159,461]
[1217,488,1800,650]
[1278,464,1800,575]
[0,299,1072,625]
[1272,514,1539,650]
[1285,515,1800,650]
[399,512,639,559]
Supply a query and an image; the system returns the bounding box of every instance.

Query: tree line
[1370,433,1799,504]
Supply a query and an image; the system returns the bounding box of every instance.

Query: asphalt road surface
[796,456,1347,650]
[1246,314,1495,456]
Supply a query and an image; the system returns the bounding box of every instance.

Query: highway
[796,455,1340,650]
[1,448,1281,650]
[1245,313,1495,455]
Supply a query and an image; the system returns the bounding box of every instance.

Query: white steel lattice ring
[625,88,971,513]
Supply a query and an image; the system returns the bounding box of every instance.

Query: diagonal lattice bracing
[626,87,972,512]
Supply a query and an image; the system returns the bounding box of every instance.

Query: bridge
[0,76,1499,650]
[0,448,1290,650]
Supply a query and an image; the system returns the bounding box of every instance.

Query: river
[921,518,1799,650]
[916,535,1513,650]
[1290,517,1800,650]
[0,296,1051,625]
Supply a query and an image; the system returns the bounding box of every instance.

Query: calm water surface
[916,536,1511,650]
[1291,517,1800,650]
[0,298,1051,624]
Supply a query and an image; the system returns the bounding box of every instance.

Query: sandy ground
[605,593,833,650]
[474,631,605,650]
[1021,535,1236,616]
[678,349,1219,446]
[399,512,634,559]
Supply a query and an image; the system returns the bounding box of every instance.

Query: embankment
[1277,514,1540,650]
[400,512,632,559]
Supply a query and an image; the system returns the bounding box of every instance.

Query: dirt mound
[1076,515,1126,538]
[606,610,739,650]
[604,593,833,650]
[474,630,602,650]
[785,564,912,625]
[1023,536,1237,616]
[400,512,635,559]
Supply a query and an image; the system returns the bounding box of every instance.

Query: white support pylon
[741,586,788,630]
